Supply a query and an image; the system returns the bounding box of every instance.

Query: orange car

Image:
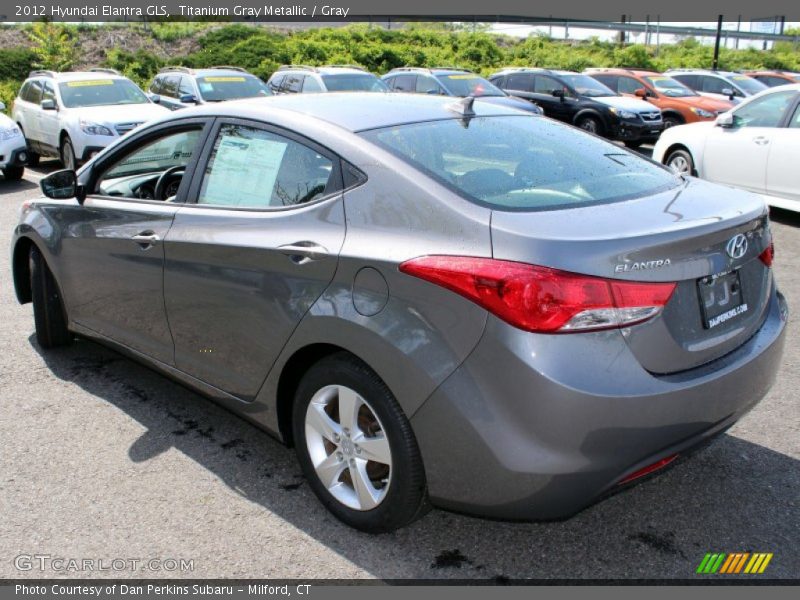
[584,68,734,129]
[743,70,800,87]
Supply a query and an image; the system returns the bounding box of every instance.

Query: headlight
[690,107,714,118]
[0,125,22,141]
[79,119,113,136]
[608,107,637,119]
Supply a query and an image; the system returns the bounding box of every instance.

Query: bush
[0,48,37,81]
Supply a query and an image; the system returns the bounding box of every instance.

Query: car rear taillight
[399,256,676,333]
[759,243,774,267]
[617,454,678,485]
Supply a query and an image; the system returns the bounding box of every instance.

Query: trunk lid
[490,177,773,374]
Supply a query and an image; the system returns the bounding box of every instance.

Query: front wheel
[665,148,695,175]
[60,136,77,171]
[663,115,684,129]
[30,246,72,348]
[2,166,24,181]
[292,353,428,533]
[576,115,602,136]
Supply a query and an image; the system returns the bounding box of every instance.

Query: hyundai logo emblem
[726,234,748,259]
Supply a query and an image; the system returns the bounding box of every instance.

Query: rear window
[360,116,679,211]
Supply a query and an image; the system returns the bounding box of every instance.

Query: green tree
[26,22,77,71]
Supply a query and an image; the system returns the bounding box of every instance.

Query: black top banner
[1,0,800,22]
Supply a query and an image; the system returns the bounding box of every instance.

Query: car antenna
[446,95,476,125]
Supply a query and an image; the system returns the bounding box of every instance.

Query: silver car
[11,93,787,532]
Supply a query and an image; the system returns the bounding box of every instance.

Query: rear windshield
[58,79,149,108]
[321,73,388,92]
[435,73,505,97]
[196,75,271,101]
[360,116,680,211]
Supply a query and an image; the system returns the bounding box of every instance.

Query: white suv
[267,65,388,94]
[12,69,168,170]
[0,102,28,181]
[665,69,768,105]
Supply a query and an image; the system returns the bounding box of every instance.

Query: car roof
[27,70,127,82]
[193,68,257,77]
[181,92,529,132]
[490,68,579,76]
[276,65,372,76]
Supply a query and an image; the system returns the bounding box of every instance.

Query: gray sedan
[11,93,787,532]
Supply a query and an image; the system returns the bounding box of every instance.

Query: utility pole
[712,15,723,71]
[619,15,626,45]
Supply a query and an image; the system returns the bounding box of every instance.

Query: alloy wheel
[304,384,392,511]
[668,154,691,174]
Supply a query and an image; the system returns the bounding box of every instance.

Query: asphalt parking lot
[1,160,798,581]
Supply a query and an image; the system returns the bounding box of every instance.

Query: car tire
[60,136,76,171]
[665,148,695,175]
[2,166,24,181]
[292,352,429,533]
[30,246,72,349]
[26,151,40,167]
[663,115,684,129]
[576,115,602,136]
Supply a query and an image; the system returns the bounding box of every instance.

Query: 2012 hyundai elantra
[11,93,787,532]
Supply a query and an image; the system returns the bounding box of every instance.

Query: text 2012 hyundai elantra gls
[11,93,787,532]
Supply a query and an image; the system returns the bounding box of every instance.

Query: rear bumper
[411,289,787,520]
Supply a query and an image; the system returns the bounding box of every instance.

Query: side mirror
[41,99,57,110]
[551,89,565,100]
[0,101,6,112]
[148,93,161,104]
[179,94,197,104]
[715,112,735,128]
[634,88,647,98]
[721,87,735,100]
[41,169,84,201]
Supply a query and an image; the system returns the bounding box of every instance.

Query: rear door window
[149,77,163,94]
[392,75,417,92]
[505,73,534,92]
[198,123,337,209]
[284,75,304,93]
[269,73,285,93]
[25,80,43,104]
[161,75,180,98]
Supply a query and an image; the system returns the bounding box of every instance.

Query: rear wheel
[576,115,602,136]
[292,352,428,533]
[2,166,24,181]
[60,136,76,171]
[30,246,72,349]
[665,148,695,175]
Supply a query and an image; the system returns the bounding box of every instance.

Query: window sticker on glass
[202,76,247,83]
[447,74,477,80]
[200,134,288,207]
[66,79,114,87]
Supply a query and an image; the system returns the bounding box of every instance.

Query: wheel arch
[662,143,698,176]
[572,108,607,131]
[12,236,35,304]
[661,109,686,124]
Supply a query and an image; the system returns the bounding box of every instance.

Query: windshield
[560,74,616,97]
[58,79,149,108]
[644,76,697,97]
[321,73,388,92]
[435,73,505,97]
[196,75,271,101]
[360,116,679,211]
[729,75,769,95]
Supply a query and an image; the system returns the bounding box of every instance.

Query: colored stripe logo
[697,552,773,574]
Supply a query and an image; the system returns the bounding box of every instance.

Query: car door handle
[131,231,160,248]
[753,136,770,145]
[277,242,329,262]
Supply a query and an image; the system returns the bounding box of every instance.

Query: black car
[489,68,663,147]
[381,67,542,114]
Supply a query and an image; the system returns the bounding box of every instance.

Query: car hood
[66,103,169,125]
[672,95,733,112]
[477,95,541,114]
[594,95,657,113]
[0,113,16,128]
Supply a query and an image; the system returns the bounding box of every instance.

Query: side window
[416,76,444,94]
[591,75,616,91]
[178,77,195,97]
[149,77,162,95]
[198,123,335,209]
[618,76,643,94]
[162,76,181,97]
[42,81,56,103]
[733,91,797,128]
[96,128,203,199]
[18,81,30,101]
[269,73,285,93]
[26,80,43,104]
[701,76,729,94]
[505,73,534,92]
[284,75,304,93]
[789,103,800,128]
[762,76,788,87]
[674,75,697,90]
[534,75,562,95]
[302,76,323,93]
[392,75,417,92]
